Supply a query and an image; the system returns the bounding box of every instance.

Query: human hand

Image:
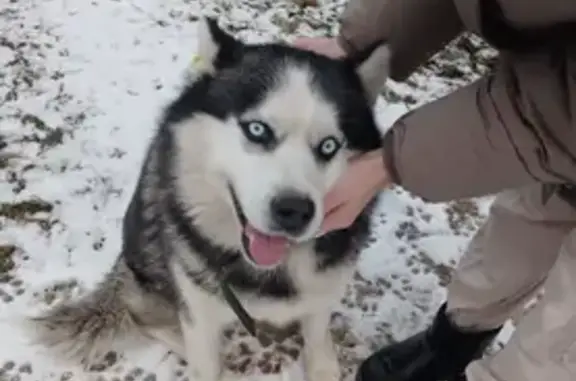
[320,150,390,235]
[291,37,347,59]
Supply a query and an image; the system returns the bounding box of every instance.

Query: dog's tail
[26,270,137,367]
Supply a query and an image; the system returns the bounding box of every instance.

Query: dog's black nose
[270,193,315,234]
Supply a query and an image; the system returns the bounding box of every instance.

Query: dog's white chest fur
[244,246,353,324]
[173,244,353,327]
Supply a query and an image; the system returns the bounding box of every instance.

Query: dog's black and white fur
[27,18,390,381]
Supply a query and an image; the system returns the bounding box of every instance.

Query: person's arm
[382,60,575,202]
[339,0,464,81]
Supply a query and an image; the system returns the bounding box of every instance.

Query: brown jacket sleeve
[383,57,576,202]
[339,0,464,81]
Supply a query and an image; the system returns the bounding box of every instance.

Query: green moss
[0,199,53,220]
[0,245,16,274]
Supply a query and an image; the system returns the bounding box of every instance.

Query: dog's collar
[220,281,298,348]
[223,184,293,345]
[222,183,261,339]
[166,192,258,337]
[168,187,286,344]
[220,281,258,336]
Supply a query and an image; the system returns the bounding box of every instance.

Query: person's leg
[357,185,576,381]
[446,185,576,330]
[467,228,576,381]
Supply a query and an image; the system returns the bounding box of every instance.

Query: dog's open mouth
[228,185,289,267]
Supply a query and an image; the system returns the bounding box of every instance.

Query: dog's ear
[349,43,391,104]
[195,17,243,74]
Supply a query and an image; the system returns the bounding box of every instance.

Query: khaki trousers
[445,185,576,381]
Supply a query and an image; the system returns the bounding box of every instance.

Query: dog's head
[167,18,389,269]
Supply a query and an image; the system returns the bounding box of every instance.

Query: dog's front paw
[306,352,341,381]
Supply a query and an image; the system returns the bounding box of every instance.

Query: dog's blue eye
[248,122,266,137]
[240,121,275,147]
[316,137,341,161]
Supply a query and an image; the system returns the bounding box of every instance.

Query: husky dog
[28,18,390,381]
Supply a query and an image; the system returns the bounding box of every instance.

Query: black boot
[356,304,501,381]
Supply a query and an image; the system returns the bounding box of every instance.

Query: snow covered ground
[0,0,506,380]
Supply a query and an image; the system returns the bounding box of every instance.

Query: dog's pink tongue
[245,225,289,266]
